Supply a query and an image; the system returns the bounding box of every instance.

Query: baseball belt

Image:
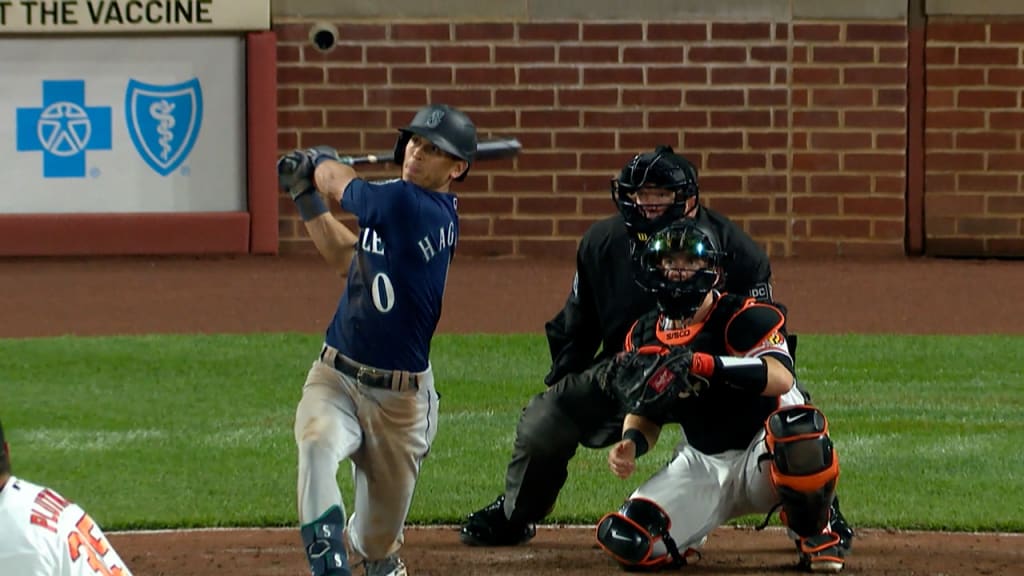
[320,345,421,392]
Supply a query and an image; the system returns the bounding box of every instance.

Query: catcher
[594,220,846,573]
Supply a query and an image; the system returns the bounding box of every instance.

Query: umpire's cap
[393,104,478,181]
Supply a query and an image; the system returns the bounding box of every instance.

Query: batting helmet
[611,145,700,237]
[634,220,725,320]
[394,104,478,181]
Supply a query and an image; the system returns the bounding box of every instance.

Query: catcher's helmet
[611,145,700,237]
[394,104,478,181]
[635,220,725,319]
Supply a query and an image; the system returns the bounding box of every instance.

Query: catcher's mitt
[607,346,709,416]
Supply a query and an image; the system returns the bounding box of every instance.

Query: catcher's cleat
[459,495,537,546]
[796,531,845,573]
[361,554,407,576]
[829,495,855,553]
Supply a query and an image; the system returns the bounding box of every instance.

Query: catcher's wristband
[622,428,649,457]
[692,353,768,394]
[294,191,329,222]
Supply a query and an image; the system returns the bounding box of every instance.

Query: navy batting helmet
[634,220,725,320]
[394,104,478,181]
[611,145,700,237]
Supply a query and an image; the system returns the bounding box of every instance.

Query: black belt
[321,347,420,392]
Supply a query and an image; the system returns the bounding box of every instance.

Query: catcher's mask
[611,145,699,239]
[393,103,478,181]
[635,220,725,320]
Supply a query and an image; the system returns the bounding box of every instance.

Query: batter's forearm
[303,214,358,273]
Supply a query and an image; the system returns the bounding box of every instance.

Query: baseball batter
[277,104,478,576]
[0,418,134,576]
[595,220,846,573]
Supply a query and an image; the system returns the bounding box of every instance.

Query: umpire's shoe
[460,495,536,546]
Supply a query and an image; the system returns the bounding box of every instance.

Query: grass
[1,333,1021,532]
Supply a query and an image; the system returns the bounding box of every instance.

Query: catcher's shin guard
[301,505,351,576]
[596,498,694,571]
[764,405,840,538]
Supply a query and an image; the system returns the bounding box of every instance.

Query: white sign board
[0,36,246,213]
[0,0,269,33]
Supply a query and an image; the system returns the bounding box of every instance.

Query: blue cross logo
[16,80,113,178]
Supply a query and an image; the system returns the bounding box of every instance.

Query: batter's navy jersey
[326,178,459,372]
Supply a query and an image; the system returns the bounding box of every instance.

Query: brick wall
[924,20,1024,256]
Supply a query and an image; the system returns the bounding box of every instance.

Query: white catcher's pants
[631,386,808,554]
[294,354,439,560]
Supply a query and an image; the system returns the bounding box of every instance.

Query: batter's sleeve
[544,246,602,386]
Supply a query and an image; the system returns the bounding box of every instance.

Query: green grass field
[2,333,1022,532]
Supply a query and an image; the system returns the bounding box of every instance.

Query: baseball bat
[340,138,522,166]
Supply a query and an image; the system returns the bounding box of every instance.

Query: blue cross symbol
[16,80,112,178]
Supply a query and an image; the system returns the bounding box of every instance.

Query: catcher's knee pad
[596,498,686,570]
[300,505,350,576]
[764,405,840,538]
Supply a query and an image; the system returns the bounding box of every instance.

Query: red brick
[711,23,771,41]
[749,89,788,107]
[923,237,985,256]
[647,66,708,84]
[749,175,789,193]
[431,45,490,63]
[793,111,839,127]
[988,153,1024,171]
[925,152,985,171]
[278,88,300,107]
[846,23,906,43]
[619,131,681,150]
[390,66,453,85]
[458,195,514,214]
[336,24,387,41]
[495,46,556,63]
[925,46,956,65]
[771,152,787,169]
[494,217,554,236]
[277,130,298,150]
[495,89,554,107]
[879,47,907,63]
[583,67,643,85]
[456,239,515,258]
[924,173,956,193]
[391,23,450,41]
[429,89,491,107]
[990,111,1024,129]
[843,197,904,216]
[990,23,1024,43]
[812,88,874,107]
[458,217,491,237]
[455,67,516,85]
[926,110,986,129]
[519,239,580,260]
[505,131,553,150]
[958,90,1019,108]
[793,196,839,214]
[305,88,364,107]
[959,47,1019,66]
[581,152,629,171]
[872,220,905,239]
[877,133,907,149]
[844,153,905,172]
[926,89,955,108]
[297,130,361,150]
[647,23,707,42]
[875,176,905,194]
[278,109,324,128]
[515,153,576,172]
[649,111,708,128]
[927,68,984,87]
[521,110,581,128]
[708,197,771,215]
[960,174,1019,192]
[367,46,426,63]
[707,110,771,128]
[327,67,388,84]
[368,88,428,107]
[988,69,1024,86]
[564,175,618,195]
[989,194,1024,211]
[988,238,1024,256]
[845,111,906,129]
[878,89,906,107]
[707,153,766,170]
[793,67,840,85]
[686,89,745,107]
[792,153,839,172]
[810,132,872,149]
[559,45,620,64]
[684,131,743,149]
[793,24,840,42]
[277,45,300,63]
[813,46,873,63]
[844,67,907,85]
[926,22,987,43]
[957,132,1017,150]
[519,22,580,42]
[751,46,788,62]
[469,110,517,129]
[555,132,616,149]
[519,66,580,85]
[711,67,772,85]
[583,111,644,128]
[623,46,686,63]
[583,22,642,41]
[748,132,788,149]
[700,176,744,194]
[518,196,578,215]
[557,218,599,237]
[455,23,514,41]
[325,110,387,128]
[558,88,618,107]
[274,23,312,42]
[958,217,1019,235]
[278,66,325,84]
[623,89,682,107]
[793,46,808,63]
[775,23,789,41]
[810,218,871,237]
[688,46,747,63]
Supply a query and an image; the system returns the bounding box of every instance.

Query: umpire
[459,145,854,552]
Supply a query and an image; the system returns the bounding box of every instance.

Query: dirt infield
[3,255,1022,575]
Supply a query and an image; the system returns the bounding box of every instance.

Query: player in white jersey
[0,418,133,576]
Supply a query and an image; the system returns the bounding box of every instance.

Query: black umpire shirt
[544,206,772,386]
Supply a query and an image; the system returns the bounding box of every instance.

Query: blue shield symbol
[125,78,203,176]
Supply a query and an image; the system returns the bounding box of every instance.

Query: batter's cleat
[459,494,537,547]
[796,531,845,573]
[829,495,855,553]
[362,554,407,576]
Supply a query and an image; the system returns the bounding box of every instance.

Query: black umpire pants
[502,369,625,524]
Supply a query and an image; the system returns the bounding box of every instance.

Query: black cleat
[829,495,855,553]
[459,495,536,547]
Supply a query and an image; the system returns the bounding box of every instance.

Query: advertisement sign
[0,0,269,33]
[0,36,246,213]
